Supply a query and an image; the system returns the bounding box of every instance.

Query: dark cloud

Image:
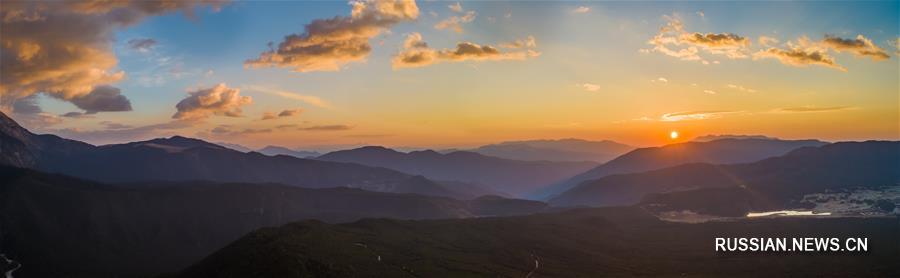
[245,0,419,72]
[822,34,890,61]
[278,108,302,117]
[0,0,222,110]
[127,38,157,52]
[753,46,845,71]
[393,33,540,68]
[69,85,133,113]
[261,108,302,120]
[173,83,252,120]
[11,95,42,114]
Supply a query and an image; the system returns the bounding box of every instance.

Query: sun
[669,131,679,140]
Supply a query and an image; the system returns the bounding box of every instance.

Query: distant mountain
[215,142,252,152]
[472,138,633,163]
[529,138,828,199]
[257,145,321,158]
[548,141,900,209]
[0,112,473,199]
[692,134,776,142]
[180,207,899,277]
[0,165,547,277]
[317,146,598,196]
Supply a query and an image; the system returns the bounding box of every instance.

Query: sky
[1,0,898,150]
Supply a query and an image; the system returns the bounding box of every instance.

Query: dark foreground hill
[180,207,900,277]
[0,166,546,277]
[0,112,483,199]
[530,138,827,199]
[549,141,900,211]
[318,146,598,196]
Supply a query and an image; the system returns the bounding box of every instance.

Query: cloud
[696,11,705,18]
[62,112,92,118]
[243,85,331,108]
[703,90,717,95]
[210,125,272,136]
[299,124,353,131]
[821,34,890,61]
[69,85,133,113]
[0,0,221,111]
[244,0,419,72]
[261,112,277,120]
[753,45,845,71]
[448,2,463,13]
[758,36,779,47]
[643,15,751,63]
[392,33,540,68]
[661,110,740,121]
[261,108,303,120]
[172,83,252,120]
[127,38,157,52]
[434,10,476,33]
[579,83,601,92]
[726,84,757,93]
[278,108,302,117]
[776,106,851,113]
[752,35,888,71]
[572,6,591,14]
[99,121,134,130]
[499,36,536,49]
[10,94,42,115]
[651,77,668,83]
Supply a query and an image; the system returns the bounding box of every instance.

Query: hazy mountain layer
[549,141,900,209]
[530,138,828,199]
[472,138,633,163]
[318,146,598,196]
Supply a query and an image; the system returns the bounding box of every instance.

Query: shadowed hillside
[0,165,546,277]
[180,207,900,277]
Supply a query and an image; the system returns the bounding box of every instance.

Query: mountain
[529,138,828,199]
[691,134,775,142]
[180,207,900,277]
[215,142,253,152]
[0,165,547,277]
[0,112,478,199]
[257,145,321,158]
[472,138,633,163]
[317,146,599,196]
[548,141,900,209]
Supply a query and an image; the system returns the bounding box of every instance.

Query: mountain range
[471,138,633,162]
[256,145,321,158]
[529,138,828,199]
[548,141,900,210]
[0,112,482,200]
[317,146,598,196]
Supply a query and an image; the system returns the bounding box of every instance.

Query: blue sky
[5,1,898,149]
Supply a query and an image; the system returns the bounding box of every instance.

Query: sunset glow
[1,1,897,150]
